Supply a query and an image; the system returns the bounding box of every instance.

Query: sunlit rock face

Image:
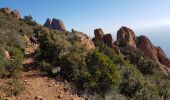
[117,26,136,47]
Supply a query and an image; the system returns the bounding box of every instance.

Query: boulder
[4,50,10,59]
[117,26,136,47]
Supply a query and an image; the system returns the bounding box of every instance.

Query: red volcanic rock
[11,10,20,19]
[93,28,120,53]
[94,28,104,41]
[44,18,66,31]
[157,47,170,68]
[117,26,136,47]
[103,34,114,48]
[137,35,158,62]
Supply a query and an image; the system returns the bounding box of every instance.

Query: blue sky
[0,0,170,56]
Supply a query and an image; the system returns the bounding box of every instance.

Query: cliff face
[44,18,66,31]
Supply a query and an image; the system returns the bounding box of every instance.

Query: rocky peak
[117,26,136,47]
[93,28,120,52]
[94,28,104,41]
[44,18,66,31]
[103,34,114,47]
[44,18,52,28]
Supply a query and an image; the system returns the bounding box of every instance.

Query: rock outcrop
[137,35,158,62]
[44,18,66,31]
[92,26,170,75]
[94,28,104,41]
[117,26,136,47]
[93,28,120,52]
[116,26,170,75]
[68,32,95,49]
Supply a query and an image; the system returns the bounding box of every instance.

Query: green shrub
[82,50,120,96]
[138,59,159,75]
[38,60,52,75]
[119,63,144,97]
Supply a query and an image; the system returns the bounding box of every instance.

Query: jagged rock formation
[117,26,170,74]
[93,28,120,52]
[44,18,66,31]
[117,26,136,47]
[94,28,104,41]
[93,26,170,75]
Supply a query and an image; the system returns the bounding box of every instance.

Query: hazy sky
[0,0,170,56]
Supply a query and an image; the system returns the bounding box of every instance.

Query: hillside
[0,7,170,100]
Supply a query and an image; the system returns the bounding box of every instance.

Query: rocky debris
[58,94,63,99]
[11,10,20,19]
[117,26,136,47]
[44,18,66,31]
